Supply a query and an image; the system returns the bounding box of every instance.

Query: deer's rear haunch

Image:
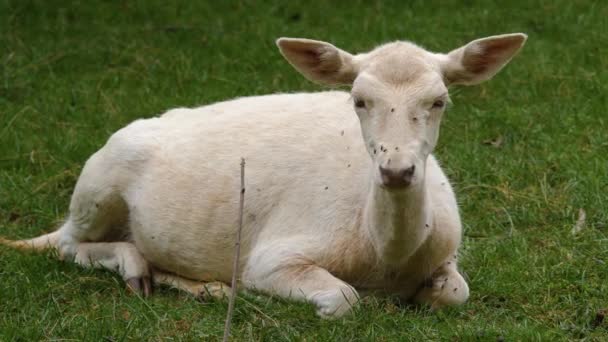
[1,34,526,318]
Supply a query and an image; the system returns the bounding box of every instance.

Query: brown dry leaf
[482,135,504,148]
[384,301,399,314]
[592,309,606,328]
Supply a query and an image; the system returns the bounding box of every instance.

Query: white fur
[4,33,526,318]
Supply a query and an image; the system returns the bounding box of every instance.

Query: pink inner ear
[287,44,342,75]
[281,41,324,68]
[302,48,324,68]
[463,37,522,74]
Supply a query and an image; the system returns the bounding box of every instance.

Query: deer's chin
[374,175,421,192]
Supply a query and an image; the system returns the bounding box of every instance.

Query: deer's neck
[363,178,432,265]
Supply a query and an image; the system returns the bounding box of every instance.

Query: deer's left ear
[440,33,527,86]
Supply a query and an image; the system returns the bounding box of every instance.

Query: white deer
[1,33,526,318]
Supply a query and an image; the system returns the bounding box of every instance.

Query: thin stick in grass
[223,158,245,342]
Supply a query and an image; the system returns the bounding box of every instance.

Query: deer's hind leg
[71,241,152,296]
[56,150,152,296]
[153,271,231,301]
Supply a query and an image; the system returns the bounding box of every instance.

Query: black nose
[379,165,415,188]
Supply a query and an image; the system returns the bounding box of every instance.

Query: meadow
[1,0,607,340]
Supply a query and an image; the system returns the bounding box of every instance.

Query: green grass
[1,0,607,340]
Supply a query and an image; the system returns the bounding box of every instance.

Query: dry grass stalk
[223,158,246,342]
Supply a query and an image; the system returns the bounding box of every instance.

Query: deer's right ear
[277,38,359,85]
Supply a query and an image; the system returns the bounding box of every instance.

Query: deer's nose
[378,164,415,188]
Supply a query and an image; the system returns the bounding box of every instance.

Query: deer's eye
[354,98,366,109]
[432,100,445,109]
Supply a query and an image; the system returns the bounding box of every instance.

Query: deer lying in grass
[1,33,526,318]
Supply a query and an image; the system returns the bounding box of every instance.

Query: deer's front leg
[414,259,469,309]
[243,242,360,319]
